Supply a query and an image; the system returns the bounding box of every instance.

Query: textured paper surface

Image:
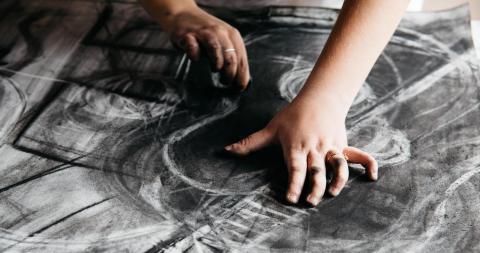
[0,1,479,252]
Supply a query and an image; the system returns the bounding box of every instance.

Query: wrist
[293,84,353,118]
[141,0,199,30]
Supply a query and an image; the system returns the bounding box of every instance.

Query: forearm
[139,0,198,30]
[296,0,410,115]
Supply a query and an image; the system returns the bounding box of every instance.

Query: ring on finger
[224,48,236,53]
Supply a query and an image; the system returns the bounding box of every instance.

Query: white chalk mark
[161,100,243,195]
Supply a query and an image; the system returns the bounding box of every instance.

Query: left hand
[224,91,378,206]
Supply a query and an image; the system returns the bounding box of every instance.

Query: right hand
[162,6,250,90]
[225,91,378,206]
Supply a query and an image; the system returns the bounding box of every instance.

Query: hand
[224,92,378,206]
[162,6,250,90]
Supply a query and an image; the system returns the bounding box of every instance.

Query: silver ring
[224,48,236,52]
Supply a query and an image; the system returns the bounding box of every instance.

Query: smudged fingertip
[286,192,299,204]
[243,79,252,91]
[306,194,320,207]
[328,187,340,197]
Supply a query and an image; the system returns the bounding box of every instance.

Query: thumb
[224,128,274,156]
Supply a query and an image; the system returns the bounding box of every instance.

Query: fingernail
[372,172,378,181]
[307,195,320,206]
[286,193,299,203]
[224,145,232,151]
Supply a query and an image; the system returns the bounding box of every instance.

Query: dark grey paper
[0,1,479,252]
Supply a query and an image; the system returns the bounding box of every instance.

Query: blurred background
[198,0,480,57]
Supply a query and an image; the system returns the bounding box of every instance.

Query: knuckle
[210,24,221,31]
[260,127,270,137]
[264,124,275,134]
[232,143,247,154]
[290,166,303,173]
[335,157,348,167]
[203,36,219,48]
[229,27,241,37]
[208,41,221,49]
[367,156,377,164]
[286,152,300,163]
[209,24,222,31]
[186,42,197,50]
[215,25,229,35]
[224,55,237,66]
[205,25,228,38]
[288,144,305,153]
[315,141,327,152]
[299,140,311,149]
[309,165,325,176]
[182,32,193,40]
[238,136,250,146]
[237,136,251,147]
[238,58,246,68]
[308,148,321,156]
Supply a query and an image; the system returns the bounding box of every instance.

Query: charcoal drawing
[0,1,479,252]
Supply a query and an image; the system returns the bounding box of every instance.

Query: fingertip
[368,158,379,181]
[328,187,340,197]
[306,194,320,207]
[191,52,200,62]
[286,192,299,204]
[216,61,223,72]
[188,55,199,62]
[239,79,252,92]
[369,169,378,181]
[223,143,248,156]
[234,58,251,90]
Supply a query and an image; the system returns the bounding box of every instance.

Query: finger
[283,147,307,204]
[217,33,237,86]
[343,146,378,181]
[326,151,349,197]
[230,29,250,90]
[197,31,223,71]
[224,128,274,156]
[180,33,200,61]
[306,152,326,206]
